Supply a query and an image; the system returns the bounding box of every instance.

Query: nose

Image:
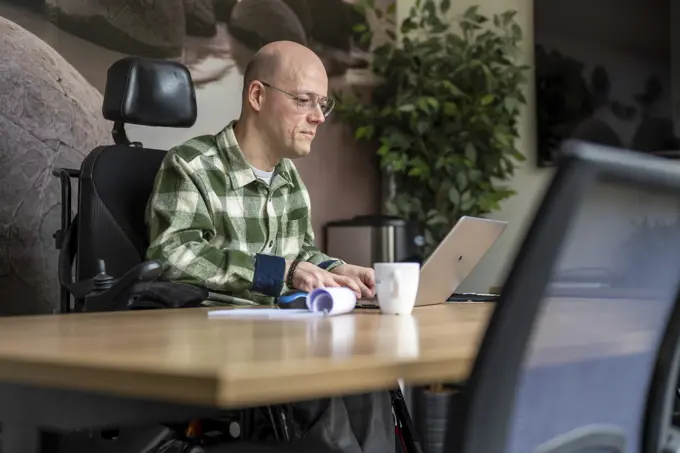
[308,104,325,124]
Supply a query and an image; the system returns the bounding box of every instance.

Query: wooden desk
[0,303,493,408]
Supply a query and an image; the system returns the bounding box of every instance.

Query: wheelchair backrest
[75,56,196,282]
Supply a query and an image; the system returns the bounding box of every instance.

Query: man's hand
[286,260,363,297]
[330,264,375,299]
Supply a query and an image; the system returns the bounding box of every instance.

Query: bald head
[242,41,325,97]
[237,41,330,163]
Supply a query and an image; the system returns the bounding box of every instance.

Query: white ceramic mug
[374,262,420,315]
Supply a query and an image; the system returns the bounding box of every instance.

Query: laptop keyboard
[355,293,500,308]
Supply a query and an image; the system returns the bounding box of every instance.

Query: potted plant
[334,0,530,256]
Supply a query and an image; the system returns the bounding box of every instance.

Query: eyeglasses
[260,81,335,117]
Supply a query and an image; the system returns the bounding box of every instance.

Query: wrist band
[286,258,302,289]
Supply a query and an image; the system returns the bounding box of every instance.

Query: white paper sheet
[207,308,323,319]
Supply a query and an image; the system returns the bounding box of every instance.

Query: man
[145,40,375,306]
[145,41,394,452]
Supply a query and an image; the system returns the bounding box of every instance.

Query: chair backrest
[75,57,197,282]
[446,140,680,453]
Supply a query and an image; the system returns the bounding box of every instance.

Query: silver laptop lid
[415,216,508,306]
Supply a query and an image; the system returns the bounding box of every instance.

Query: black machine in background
[324,215,424,267]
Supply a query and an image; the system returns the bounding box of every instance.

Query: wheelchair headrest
[102,57,197,128]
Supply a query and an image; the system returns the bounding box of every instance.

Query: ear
[247,81,265,112]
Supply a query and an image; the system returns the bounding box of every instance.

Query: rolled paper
[306,287,357,316]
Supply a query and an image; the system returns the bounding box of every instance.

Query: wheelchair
[49,56,421,453]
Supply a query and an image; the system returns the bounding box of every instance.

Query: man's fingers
[345,277,372,298]
[362,269,376,288]
[323,278,340,288]
[333,275,362,297]
[355,280,371,298]
[301,269,364,298]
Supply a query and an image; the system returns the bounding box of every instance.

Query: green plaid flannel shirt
[145,120,344,306]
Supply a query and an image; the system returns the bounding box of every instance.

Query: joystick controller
[91,259,115,293]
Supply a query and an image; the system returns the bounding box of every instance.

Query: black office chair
[443,140,680,453]
[53,56,203,314]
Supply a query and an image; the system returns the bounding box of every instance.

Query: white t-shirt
[251,166,274,186]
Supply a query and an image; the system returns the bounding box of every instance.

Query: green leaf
[511,148,526,161]
[468,169,482,183]
[463,5,480,19]
[400,17,417,34]
[443,102,459,116]
[503,97,518,113]
[431,22,448,33]
[501,10,517,25]
[408,157,429,178]
[448,187,460,205]
[399,104,416,112]
[352,23,368,33]
[474,14,489,24]
[351,2,366,14]
[495,132,514,147]
[423,228,435,246]
[440,0,451,13]
[456,172,468,190]
[480,94,495,106]
[423,0,437,17]
[377,143,390,156]
[355,125,374,140]
[386,2,396,14]
[442,80,464,96]
[481,65,495,90]
[379,106,394,117]
[461,191,475,210]
[426,212,448,226]
[511,23,522,40]
[387,129,411,149]
[465,142,477,164]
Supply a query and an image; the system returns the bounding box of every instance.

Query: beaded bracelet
[286,258,302,289]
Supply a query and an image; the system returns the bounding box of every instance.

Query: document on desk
[208,308,324,319]
[207,287,357,320]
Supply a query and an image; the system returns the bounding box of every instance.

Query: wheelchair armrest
[83,260,163,312]
[52,168,79,253]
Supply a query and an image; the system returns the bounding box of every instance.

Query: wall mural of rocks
[0,0,385,315]
[5,0,371,85]
[0,15,110,315]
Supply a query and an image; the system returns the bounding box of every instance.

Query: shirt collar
[217,120,294,190]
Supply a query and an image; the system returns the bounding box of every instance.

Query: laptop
[357,216,507,307]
